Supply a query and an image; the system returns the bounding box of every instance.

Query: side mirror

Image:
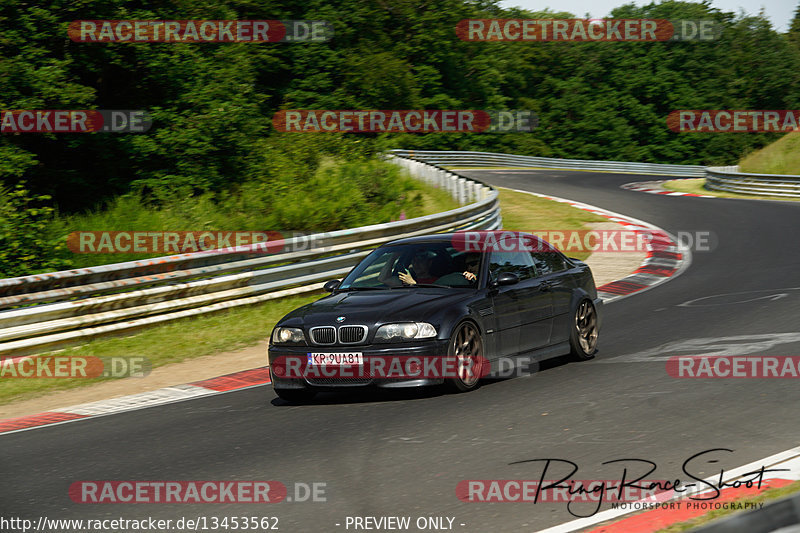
[493,272,520,287]
[323,279,341,292]
[489,272,519,288]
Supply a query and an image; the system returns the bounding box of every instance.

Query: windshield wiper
[339,286,387,291]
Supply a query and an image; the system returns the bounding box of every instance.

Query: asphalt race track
[4,169,800,532]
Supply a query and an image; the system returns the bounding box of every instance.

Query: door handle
[539,281,552,291]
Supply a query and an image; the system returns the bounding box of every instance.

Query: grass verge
[662,178,800,202]
[655,480,800,532]
[496,187,608,261]
[0,186,606,406]
[739,131,800,175]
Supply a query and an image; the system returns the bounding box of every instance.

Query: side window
[489,250,537,281]
[532,250,568,276]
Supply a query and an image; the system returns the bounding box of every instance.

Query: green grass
[0,292,323,406]
[654,480,800,532]
[662,178,800,202]
[740,131,800,175]
[497,187,608,261]
[42,159,451,270]
[419,183,463,215]
[1,186,604,406]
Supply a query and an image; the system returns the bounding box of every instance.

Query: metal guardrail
[393,149,800,198]
[0,156,501,357]
[706,166,800,197]
[390,150,706,177]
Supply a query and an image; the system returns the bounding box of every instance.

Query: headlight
[374,322,437,342]
[272,327,306,345]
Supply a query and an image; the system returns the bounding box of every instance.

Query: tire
[274,388,317,403]
[445,321,485,393]
[569,299,599,361]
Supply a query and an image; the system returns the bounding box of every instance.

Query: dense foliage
[1,0,799,275]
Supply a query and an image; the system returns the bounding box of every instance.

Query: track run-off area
[3,169,800,533]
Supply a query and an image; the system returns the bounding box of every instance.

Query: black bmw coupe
[268,231,602,401]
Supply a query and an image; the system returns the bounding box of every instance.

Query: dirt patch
[583,222,647,287]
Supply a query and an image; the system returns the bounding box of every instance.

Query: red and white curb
[622,180,715,198]
[538,446,800,533]
[506,188,690,303]
[0,367,271,436]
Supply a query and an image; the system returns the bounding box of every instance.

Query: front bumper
[268,340,450,389]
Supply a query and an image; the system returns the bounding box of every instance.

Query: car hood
[280,289,473,327]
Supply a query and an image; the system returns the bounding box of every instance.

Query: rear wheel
[274,388,317,403]
[570,299,598,360]
[446,321,485,392]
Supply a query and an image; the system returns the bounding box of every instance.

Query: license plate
[307,352,364,366]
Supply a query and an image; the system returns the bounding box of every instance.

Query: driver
[462,253,480,282]
[398,250,439,285]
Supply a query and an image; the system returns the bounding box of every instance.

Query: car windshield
[339,243,482,289]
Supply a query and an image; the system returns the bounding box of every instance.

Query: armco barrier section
[390,150,706,177]
[706,166,800,198]
[394,150,800,199]
[0,155,501,357]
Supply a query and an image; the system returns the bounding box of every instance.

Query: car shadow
[269,385,447,406]
[269,352,596,406]
[480,352,576,387]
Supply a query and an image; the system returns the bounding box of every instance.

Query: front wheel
[274,388,317,403]
[445,321,485,393]
[569,299,598,361]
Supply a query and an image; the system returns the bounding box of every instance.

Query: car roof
[384,231,540,247]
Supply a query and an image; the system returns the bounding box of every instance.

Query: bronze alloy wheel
[447,321,484,392]
[570,299,598,360]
